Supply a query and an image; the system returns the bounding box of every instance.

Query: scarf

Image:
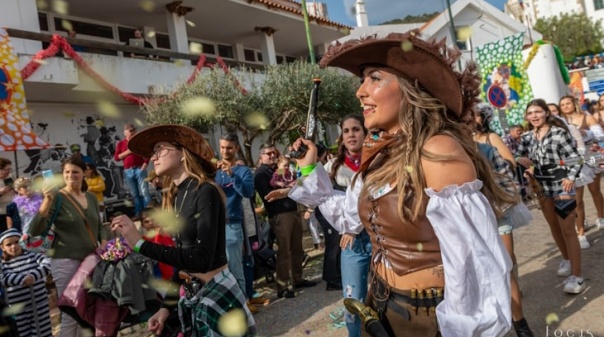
[359,129,403,174]
[344,152,361,172]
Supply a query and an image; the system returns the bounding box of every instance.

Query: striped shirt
[1,250,52,337]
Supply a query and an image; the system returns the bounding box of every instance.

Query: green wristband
[133,239,145,253]
[300,163,317,177]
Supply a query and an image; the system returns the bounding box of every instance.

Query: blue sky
[318,0,507,26]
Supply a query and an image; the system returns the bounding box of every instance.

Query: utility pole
[445,0,462,69]
[300,0,316,64]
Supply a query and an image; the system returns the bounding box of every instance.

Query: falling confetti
[52,0,69,14]
[147,30,156,38]
[416,242,423,252]
[457,27,473,41]
[97,100,121,119]
[133,118,145,127]
[189,42,203,55]
[150,209,185,235]
[139,0,155,12]
[2,303,25,316]
[36,0,48,10]
[181,97,216,117]
[405,166,414,173]
[217,308,247,337]
[62,110,76,118]
[33,59,48,65]
[186,20,196,27]
[61,19,73,32]
[545,312,559,325]
[401,40,413,52]
[173,59,186,67]
[245,112,269,130]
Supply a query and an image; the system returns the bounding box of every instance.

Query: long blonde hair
[161,147,225,211]
[360,77,516,221]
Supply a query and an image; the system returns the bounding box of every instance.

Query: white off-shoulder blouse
[289,164,512,337]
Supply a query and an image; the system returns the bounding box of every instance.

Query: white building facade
[0,0,349,196]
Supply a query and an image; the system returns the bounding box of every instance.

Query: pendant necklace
[174,178,193,247]
[174,179,194,218]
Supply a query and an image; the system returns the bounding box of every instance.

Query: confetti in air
[52,0,69,14]
[186,20,196,27]
[245,112,269,130]
[2,303,25,316]
[189,42,203,55]
[181,97,216,117]
[217,308,248,337]
[545,312,559,325]
[97,100,121,119]
[401,40,413,52]
[61,19,73,32]
[457,27,473,41]
[139,0,155,12]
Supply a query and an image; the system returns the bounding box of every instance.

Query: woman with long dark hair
[559,95,604,249]
[518,98,585,294]
[322,114,369,336]
[111,125,256,336]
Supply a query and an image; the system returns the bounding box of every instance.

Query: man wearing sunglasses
[254,143,316,299]
[114,123,150,218]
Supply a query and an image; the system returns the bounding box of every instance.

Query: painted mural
[7,105,135,201]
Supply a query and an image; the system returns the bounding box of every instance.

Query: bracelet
[133,239,145,253]
[299,163,317,177]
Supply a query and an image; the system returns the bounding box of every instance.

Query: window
[38,12,49,31]
[155,33,170,49]
[202,43,215,55]
[217,44,234,59]
[596,0,604,10]
[455,27,470,51]
[256,52,263,62]
[286,56,296,63]
[54,17,114,39]
[244,49,256,62]
[276,55,284,64]
[118,27,137,43]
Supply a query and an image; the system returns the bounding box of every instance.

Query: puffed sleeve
[425,180,512,337]
[289,164,364,235]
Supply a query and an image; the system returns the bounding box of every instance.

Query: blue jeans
[226,222,246,296]
[341,230,372,337]
[124,167,150,216]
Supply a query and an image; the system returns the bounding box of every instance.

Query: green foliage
[533,13,604,62]
[142,61,358,164]
[380,12,439,25]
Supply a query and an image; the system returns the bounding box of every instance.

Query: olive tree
[143,61,359,164]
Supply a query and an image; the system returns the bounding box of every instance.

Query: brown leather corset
[358,188,442,276]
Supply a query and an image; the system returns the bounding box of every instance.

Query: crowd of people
[0,29,603,337]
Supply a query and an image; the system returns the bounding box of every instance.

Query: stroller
[252,220,276,283]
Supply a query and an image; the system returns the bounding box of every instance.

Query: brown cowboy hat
[127,124,215,164]
[319,30,480,118]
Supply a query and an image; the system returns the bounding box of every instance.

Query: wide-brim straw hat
[319,30,480,118]
[128,124,215,167]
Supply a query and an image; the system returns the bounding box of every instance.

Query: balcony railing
[6,28,265,70]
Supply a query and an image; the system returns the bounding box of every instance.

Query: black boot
[513,318,534,337]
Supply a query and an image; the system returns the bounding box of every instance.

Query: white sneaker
[598,218,604,231]
[563,275,586,294]
[584,220,595,232]
[557,259,571,277]
[578,235,591,249]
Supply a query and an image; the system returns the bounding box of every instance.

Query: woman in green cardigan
[29,157,107,337]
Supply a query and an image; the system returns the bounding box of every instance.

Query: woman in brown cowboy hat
[268,31,517,336]
[111,124,256,336]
